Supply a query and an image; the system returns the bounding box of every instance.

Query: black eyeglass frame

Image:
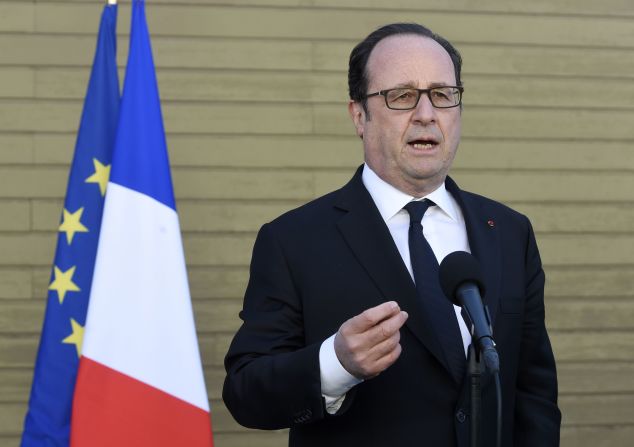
[364,86,464,110]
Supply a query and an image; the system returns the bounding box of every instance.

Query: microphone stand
[467,343,482,447]
[465,303,501,447]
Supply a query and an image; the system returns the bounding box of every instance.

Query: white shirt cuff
[319,333,363,413]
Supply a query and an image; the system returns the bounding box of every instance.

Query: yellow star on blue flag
[59,207,89,244]
[62,318,85,358]
[48,266,81,305]
[85,158,111,196]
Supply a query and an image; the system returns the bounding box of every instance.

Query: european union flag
[21,3,120,446]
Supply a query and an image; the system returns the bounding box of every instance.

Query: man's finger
[373,343,403,374]
[365,310,408,346]
[346,301,401,333]
[368,329,401,360]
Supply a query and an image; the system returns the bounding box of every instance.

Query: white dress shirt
[319,164,472,413]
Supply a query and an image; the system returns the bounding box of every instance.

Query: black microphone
[439,251,499,373]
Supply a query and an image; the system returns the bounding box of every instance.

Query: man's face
[349,34,462,196]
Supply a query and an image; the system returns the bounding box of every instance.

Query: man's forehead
[366,34,455,86]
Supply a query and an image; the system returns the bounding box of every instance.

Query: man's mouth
[408,138,439,149]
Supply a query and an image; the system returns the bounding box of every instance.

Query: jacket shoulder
[265,188,344,235]
[460,189,531,227]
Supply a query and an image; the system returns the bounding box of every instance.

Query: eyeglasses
[364,86,464,110]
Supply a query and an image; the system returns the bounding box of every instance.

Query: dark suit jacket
[223,166,561,446]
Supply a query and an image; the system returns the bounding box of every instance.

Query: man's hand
[334,301,408,379]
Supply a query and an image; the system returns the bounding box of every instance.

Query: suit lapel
[446,177,501,327]
[334,167,450,376]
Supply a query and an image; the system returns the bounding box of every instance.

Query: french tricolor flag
[70,1,213,446]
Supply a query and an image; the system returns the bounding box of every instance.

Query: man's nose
[411,92,436,124]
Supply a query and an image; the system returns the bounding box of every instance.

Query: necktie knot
[404,199,435,224]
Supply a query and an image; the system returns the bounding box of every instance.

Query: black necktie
[404,200,466,383]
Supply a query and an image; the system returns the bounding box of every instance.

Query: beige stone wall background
[0,0,633,445]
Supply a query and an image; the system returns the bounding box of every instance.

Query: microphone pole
[468,343,482,447]
[439,251,502,447]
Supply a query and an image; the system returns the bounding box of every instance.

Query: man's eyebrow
[428,82,452,88]
[391,81,418,89]
[390,81,454,89]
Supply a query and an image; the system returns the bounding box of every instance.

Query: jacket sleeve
[513,219,562,446]
[222,223,326,429]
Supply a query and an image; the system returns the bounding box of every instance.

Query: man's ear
[348,100,365,139]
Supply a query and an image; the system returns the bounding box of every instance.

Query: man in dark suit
[223,23,561,446]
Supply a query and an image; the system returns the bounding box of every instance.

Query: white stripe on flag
[82,182,209,412]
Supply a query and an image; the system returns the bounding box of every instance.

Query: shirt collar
[361,163,459,222]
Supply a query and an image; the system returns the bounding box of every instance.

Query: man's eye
[431,90,450,100]
[392,90,415,101]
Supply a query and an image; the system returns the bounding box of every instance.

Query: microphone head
[438,251,486,305]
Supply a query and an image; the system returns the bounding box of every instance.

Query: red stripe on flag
[71,357,213,447]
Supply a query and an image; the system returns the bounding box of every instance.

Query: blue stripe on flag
[109,0,176,210]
